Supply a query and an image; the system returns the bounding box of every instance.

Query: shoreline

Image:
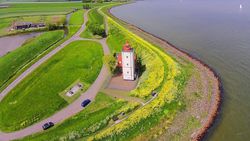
[108,5,222,141]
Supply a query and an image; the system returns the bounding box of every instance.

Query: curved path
[0,10,111,141]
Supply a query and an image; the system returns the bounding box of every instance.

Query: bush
[83,4,91,10]
[88,23,106,37]
[48,24,63,30]
[82,0,92,3]
[103,55,117,73]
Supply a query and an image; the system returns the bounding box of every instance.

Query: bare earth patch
[106,74,138,91]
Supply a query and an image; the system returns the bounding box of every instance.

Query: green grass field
[0,30,64,91]
[0,2,112,19]
[80,7,105,39]
[0,40,104,132]
[18,93,126,141]
[0,2,83,18]
[68,9,84,36]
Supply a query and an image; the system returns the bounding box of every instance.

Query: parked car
[42,122,54,130]
[152,91,157,97]
[81,99,91,107]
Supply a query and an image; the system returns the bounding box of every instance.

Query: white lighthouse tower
[121,42,135,81]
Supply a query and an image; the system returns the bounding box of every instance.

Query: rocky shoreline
[108,5,222,141]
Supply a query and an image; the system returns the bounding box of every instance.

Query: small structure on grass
[117,42,136,81]
[66,83,83,97]
[12,22,45,30]
[0,4,9,8]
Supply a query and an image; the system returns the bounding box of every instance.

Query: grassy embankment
[68,9,84,36]
[18,93,140,141]
[80,7,104,39]
[0,40,104,132]
[83,5,193,140]
[0,30,64,92]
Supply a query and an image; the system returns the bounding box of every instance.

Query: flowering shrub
[116,102,140,114]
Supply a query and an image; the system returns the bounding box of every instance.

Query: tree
[103,55,117,73]
[88,23,106,37]
[83,4,91,9]
[82,0,92,3]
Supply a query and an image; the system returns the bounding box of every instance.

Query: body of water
[0,32,41,57]
[111,0,250,140]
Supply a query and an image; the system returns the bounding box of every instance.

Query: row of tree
[82,0,112,3]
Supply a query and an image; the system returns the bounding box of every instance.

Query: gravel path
[0,9,111,141]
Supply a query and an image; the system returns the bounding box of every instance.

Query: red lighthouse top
[117,42,136,67]
[122,42,133,52]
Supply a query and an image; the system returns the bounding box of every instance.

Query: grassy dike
[68,10,84,36]
[0,30,64,91]
[82,5,190,140]
[80,7,104,39]
[100,3,220,141]
[0,40,104,132]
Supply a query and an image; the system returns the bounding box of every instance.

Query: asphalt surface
[0,10,111,141]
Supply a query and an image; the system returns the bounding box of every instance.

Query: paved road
[0,9,111,141]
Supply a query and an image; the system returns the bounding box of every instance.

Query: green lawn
[0,3,83,18]
[68,9,84,36]
[80,7,105,39]
[0,30,64,91]
[0,40,104,132]
[19,93,126,141]
[0,2,113,19]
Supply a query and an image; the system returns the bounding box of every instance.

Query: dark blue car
[81,99,91,107]
[42,122,54,130]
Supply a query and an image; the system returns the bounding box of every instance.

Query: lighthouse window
[126,56,128,58]
[127,71,129,74]
[127,63,129,66]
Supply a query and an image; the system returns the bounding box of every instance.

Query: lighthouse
[120,42,136,81]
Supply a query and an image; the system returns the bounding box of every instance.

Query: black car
[42,122,54,130]
[81,99,91,107]
[152,91,157,97]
